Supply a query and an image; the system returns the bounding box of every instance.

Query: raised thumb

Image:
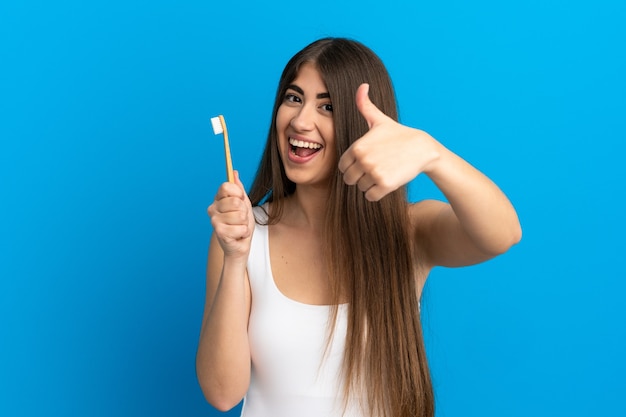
[356,83,385,129]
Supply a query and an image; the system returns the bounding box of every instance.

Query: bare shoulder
[408,199,450,228]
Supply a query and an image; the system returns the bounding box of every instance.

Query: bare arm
[196,171,254,411]
[410,142,521,268]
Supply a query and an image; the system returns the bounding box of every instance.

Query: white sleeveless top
[241,206,363,417]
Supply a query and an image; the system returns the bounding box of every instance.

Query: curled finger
[214,182,244,202]
[357,175,375,193]
[341,163,365,186]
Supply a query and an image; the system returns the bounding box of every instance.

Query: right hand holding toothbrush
[207,170,255,260]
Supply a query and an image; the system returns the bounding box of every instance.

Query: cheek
[322,122,335,150]
[322,131,338,165]
[275,105,289,132]
[274,110,289,156]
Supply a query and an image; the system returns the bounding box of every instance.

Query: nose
[289,103,316,132]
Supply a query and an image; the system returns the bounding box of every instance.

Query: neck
[282,184,329,229]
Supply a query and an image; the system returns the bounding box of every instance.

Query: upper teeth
[289,138,322,149]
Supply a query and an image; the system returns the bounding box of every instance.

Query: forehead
[290,62,328,92]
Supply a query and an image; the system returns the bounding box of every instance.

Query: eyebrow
[286,84,330,99]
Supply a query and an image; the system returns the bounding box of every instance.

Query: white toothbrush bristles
[210,114,234,183]
[210,116,224,135]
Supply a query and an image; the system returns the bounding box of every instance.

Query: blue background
[1,0,624,416]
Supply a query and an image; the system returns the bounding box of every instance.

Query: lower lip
[287,147,322,164]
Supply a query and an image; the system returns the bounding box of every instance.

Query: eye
[321,103,333,112]
[284,93,301,104]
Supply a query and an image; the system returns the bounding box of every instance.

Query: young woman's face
[276,63,336,188]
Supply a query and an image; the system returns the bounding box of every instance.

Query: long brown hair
[249,38,434,417]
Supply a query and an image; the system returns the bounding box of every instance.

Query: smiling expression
[275,63,336,189]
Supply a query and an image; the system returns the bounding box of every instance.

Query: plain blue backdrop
[1,0,624,416]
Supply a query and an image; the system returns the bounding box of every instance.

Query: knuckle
[211,216,222,230]
[351,143,366,158]
[219,183,239,198]
[344,173,357,185]
[369,166,383,181]
[207,203,219,217]
[376,175,390,188]
[365,189,382,202]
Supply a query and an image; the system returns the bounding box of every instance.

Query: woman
[196,38,521,417]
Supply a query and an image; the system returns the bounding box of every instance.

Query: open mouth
[289,137,322,158]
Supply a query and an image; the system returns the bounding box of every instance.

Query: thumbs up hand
[338,84,442,202]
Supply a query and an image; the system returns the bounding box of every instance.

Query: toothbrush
[210,115,234,183]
